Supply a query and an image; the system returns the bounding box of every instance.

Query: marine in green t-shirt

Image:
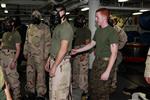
[71,8,119,100]
[50,20,73,58]
[1,18,21,100]
[2,31,21,50]
[93,25,119,57]
[45,4,74,100]
[73,27,91,47]
[72,15,91,97]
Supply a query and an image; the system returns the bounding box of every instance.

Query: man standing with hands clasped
[72,8,119,100]
[45,4,74,100]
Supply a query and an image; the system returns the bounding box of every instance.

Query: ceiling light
[1,3,6,8]
[118,0,128,2]
[68,18,73,21]
[140,9,149,12]
[132,12,142,15]
[4,10,8,13]
[81,7,89,11]
[66,12,70,15]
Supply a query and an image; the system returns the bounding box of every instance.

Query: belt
[50,55,71,61]
[1,49,16,54]
[96,57,109,61]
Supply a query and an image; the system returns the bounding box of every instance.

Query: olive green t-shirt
[2,31,21,50]
[73,27,91,46]
[93,25,119,57]
[50,20,74,58]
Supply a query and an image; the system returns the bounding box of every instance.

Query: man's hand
[49,65,57,77]
[71,49,78,55]
[10,61,16,69]
[100,71,110,81]
[145,77,150,84]
[45,59,50,72]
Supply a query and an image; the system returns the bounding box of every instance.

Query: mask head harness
[74,15,86,28]
[5,18,15,32]
[50,4,66,27]
[31,10,42,25]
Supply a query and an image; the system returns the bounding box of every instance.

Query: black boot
[36,96,45,100]
[22,92,36,100]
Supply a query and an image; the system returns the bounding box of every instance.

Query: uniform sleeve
[0,66,4,90]
[15,31,21,43]
[114,25,127,49]
[118,29,127,49]
[44,26,51,59]
[2,32,6,42]
[145,48,150,77]
[60,25,73,42]
[23,27,29,56]
[108,29,119,44]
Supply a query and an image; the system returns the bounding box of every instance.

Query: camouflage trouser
[72,53,89,93]
[89,57,116,100]
[26,53,47,96]
[0,49,21,100]
[49,58,72,100]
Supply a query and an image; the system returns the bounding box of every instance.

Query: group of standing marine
[0,4,127,100]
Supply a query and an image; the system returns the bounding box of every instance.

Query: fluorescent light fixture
[4,10,8,13]
[140,9,149,12]
[132,12,142,15]
[1,3,6,8]
[118,0,128,2]
[66,12,70,15]
[81,7,89,11]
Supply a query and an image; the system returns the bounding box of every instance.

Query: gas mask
[6,24,13,32]
[74,15,86,28]
[5,18,14,32]
[31,10,42,25]
[50,4,66,27]
[50,10,61,26]
[31,16,41,25]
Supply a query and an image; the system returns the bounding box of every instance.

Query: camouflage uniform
[72,27,91,95]
[0,65,6,100]
[1,31,21,100]
[49,20,73,100]
[89,57,116,100]
[89,25,119,100]
[24,11,51,96]
[72,46,89,92]
[112,25,127,88]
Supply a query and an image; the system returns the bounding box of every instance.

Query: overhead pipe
[67,1,150,11]
[66,0,88,11]
[99,6,150,11]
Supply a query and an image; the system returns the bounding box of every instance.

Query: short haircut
[96,8,110,19]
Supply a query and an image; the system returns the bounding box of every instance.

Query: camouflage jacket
[24,23,51,59]
[114,25,127,50]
